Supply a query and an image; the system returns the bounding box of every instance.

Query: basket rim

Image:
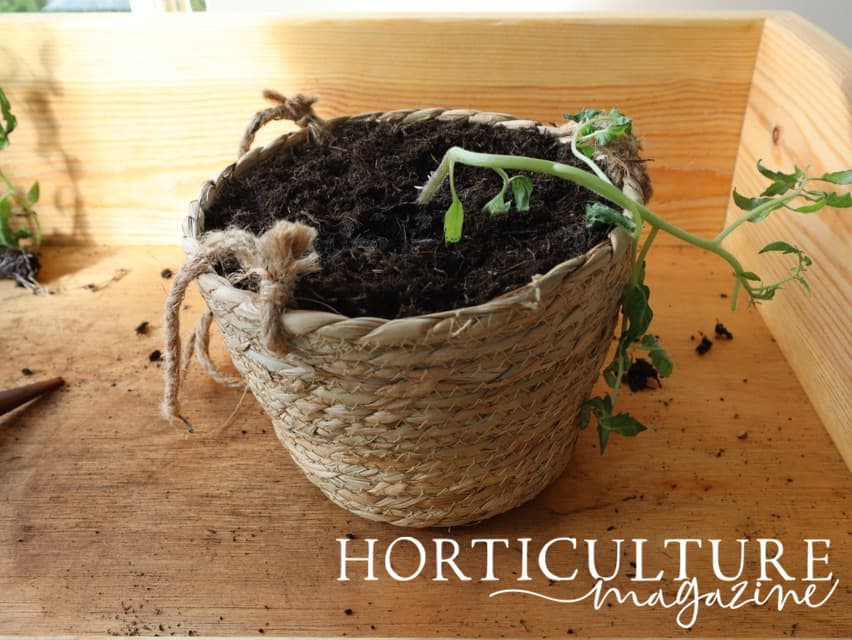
[182,107,643,339]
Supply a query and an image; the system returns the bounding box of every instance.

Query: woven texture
[181,105,645,527]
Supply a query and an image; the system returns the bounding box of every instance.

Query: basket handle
[162,220,320,429]
[238,90,326,159]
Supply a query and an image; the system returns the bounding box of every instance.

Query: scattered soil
[695,336,713,355]
[203,118,648,318]
[624,358,661,391]
[135,321,150,336]
[148,350,162,362]
[160,268,173,279]
[714,321,733,339]
[21,367,33,376]
[0,246,40,288]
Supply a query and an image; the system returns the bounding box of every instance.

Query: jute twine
[163,92,648,527]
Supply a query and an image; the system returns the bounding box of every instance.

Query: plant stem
[713,191,800,245]
[571,122,612,184]
[419,147,750,283]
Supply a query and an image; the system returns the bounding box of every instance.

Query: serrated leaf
[759,241,798,255]
[585,202,636,233]
[27,181,39,204]
[443,197,464,244]
[818,169,852,185]
[0,196,11,221]
[601,413,648,437]
[0,199,15,248]
[484,192,510,216]
[761,180,792,197]
[756,160,799,184]
[510,176,533,212]
[732,188,771,212]
[740,271,761,281]
[825,191,852,208]
[637,335,673,378]
[797,278,811,293]
[13,228,32,239]
[622,281,653,339]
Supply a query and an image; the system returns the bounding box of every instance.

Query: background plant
[418,109,850,452]
[0,87,41,254]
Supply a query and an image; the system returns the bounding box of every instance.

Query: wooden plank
[723,13,852,471]
[1,245,850,636]
[0,14,762,246]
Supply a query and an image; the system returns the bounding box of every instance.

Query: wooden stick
[0,377,65,416]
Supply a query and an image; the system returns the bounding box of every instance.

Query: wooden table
[1,245,849,637]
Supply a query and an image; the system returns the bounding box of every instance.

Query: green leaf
[598,427,611,454]
[818,169,852,185]
[484,192,510,216]
[27,181,39,204]
[759,241,798,255]
[622,281,653,340]
[585,202,636,233]
[13,228,32,240]
[601,413,648,437]
[638,334,673,378]
[756,160,800,184]
[510,176,533,212]
[761,180,792,197]
[443,197,464,244]
[577,143,595,158]
[740,271,761,281]
[793,197,828,213]
[825,191,852,208]
[0,87,17,150]
[564,108,602,123]
[0,198,15,248]
[732,188,771,212]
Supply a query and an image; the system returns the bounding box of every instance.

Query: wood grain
[0,245,850,637]
[723,13,852,471]
[0,13,763,246]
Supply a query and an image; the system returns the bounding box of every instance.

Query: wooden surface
[723,13,852,471]
[0,13,763,246]
[1,245,850,637]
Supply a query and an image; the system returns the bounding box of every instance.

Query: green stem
[636,226,659,272]
[713,191,800,245]
[419,147,750,282]
[571,123,611,184]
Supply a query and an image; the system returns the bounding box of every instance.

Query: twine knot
[161,220,320,427]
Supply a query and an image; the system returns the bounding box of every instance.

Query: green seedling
[0,86,41,252]
[418,108,851,453]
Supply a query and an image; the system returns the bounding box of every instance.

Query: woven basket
[170,96,646,528]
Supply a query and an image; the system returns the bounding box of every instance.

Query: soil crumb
[695,336,713,355]
[714,322,733,340]
[135,321,150,335]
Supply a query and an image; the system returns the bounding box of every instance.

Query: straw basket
[165,93,648,528]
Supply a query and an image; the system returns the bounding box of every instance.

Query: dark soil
[714,322,733,340]
[695,336,713,355]
[624,358,661,391]
[0,246,40,288]
[203,118,647,318]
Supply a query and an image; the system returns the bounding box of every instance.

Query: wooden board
[0,13,763,246]
[723,13,852,471]
[1,245,850,637]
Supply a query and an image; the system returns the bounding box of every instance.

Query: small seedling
[0,86,42,288]
[418,108,851,452]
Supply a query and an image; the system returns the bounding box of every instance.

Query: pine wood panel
[0,245,850,637]
[723,13,852,471]
[0,13,764,246]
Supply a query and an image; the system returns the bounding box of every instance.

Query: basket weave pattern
[182,107,640,527]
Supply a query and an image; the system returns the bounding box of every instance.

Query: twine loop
[161,220,321,427]
[238,90,326,158]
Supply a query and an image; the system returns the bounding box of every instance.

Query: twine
[161,221,320,427]
[238,90,325,158]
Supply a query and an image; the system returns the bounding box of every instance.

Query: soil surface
[204,118,645,318]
